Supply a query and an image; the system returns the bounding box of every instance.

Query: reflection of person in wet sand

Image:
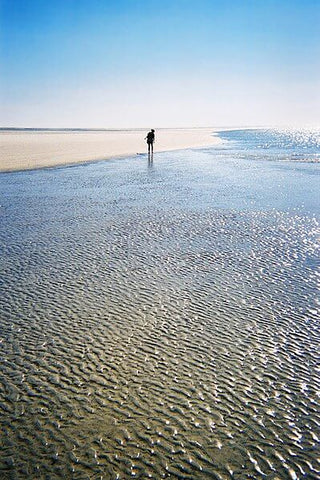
[145,129,155,156]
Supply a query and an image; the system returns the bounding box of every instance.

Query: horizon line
[1,124,314,132]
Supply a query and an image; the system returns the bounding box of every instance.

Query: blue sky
[1,0,319,127]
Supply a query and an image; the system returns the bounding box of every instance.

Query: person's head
[151,129,155,132]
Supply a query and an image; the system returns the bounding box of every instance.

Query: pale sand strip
[0,128,221,172]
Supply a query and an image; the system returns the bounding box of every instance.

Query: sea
[0,128,319,479]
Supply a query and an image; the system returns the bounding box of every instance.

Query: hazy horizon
[3,124,320,132]
[1,0,320,129]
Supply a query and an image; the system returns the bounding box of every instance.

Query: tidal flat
[1,140,319,479]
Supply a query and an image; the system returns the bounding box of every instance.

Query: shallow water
[215,128,320,164]
[0,142,320,479]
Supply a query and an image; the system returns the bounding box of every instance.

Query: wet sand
[0,147,319,478]
[0,127,220,172]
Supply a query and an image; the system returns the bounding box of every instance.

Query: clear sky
[1,0,319,128]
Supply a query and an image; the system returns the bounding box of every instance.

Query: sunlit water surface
[1,130,320,479]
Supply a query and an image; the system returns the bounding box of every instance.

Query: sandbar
[0,128,221,172]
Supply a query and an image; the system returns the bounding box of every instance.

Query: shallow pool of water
[1,149,319,479]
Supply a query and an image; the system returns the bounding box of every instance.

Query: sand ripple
[0,153,319,479]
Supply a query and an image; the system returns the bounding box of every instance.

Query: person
[145,129,155,155]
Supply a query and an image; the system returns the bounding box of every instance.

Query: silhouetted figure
[145,129,155,156]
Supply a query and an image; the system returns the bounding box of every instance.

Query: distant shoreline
[0,127,222,173]
[0,127,147,132]
[0,126,221,132]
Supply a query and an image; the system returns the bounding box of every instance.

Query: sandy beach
[1,133,319,478]
[0,127,220,172]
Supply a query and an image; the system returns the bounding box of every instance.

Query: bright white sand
[0,128,221,172]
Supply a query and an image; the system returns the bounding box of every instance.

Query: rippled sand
[0,149,319,479]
